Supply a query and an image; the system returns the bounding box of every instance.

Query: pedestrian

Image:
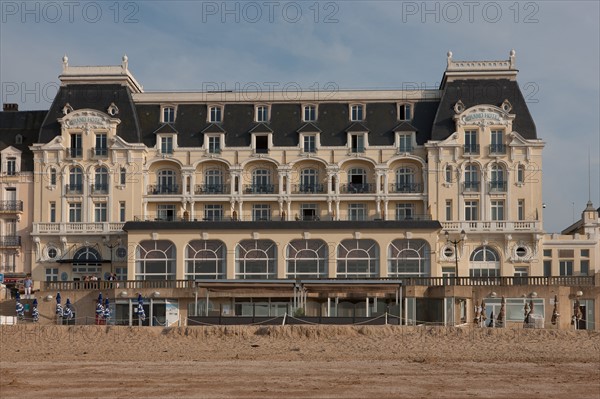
[23,276,33,299]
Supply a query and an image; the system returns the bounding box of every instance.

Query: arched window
[73,247,102,266]
[157,169,178,194]
[388,239,431,277]
[185,240,226,280]
[135,240,176,280]
[464,164,479,191]
[395,167,415,193]
[286,239,328,278]
[235,240,277,279]
[94,166,109,193]
[251,169,272,193]
[69,166,83,193]
[490,164,505,191]
[336,239,379,277]
[469,246,500,277]
[299,168,320,193]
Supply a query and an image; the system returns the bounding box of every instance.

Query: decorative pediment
[202,123,226,134]
[249,123,273,134]
[297,123,321,133]
[346,122,369,133]
[153,123,179,134]
[1,146,21,156]
[392,121,418,132]
[58,109,120,134]
[454,105,514,127]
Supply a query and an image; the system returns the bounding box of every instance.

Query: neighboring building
[0,52,597,329]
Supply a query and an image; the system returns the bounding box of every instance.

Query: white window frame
[349,104,364,122]
[302,104,317,122]
[255,105,270,123]
[300,133,319,153]
[205,134,224,154]
[158,135,176,154]
[94,202,108,222]
[161,105,176,123]
[251,133,273,153]
[396,132,414,153]
[347,132,367,153]
[398,103,412,121]
[185,240,226,280]
[208,105,223,123]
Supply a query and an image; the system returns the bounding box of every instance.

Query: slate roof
[0,110,47,171]
[432,79,537,140]
[38,84,141,144]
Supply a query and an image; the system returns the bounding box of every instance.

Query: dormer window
[209,106,222,123]
[399,104,412,120]
[350,134,365,153]
[6,158,17,176]
[303,105,317,122]
[350,104,364,122]
[255,105,269,122]
[252,133,272,154]
[107,103,119,116]
[397,133,413,153]
[15,134,23,144]
[206,134,223,154]
[162,106,175,123]
[160,136,174,154]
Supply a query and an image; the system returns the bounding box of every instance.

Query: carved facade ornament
[454,100,465,114]
[60,109,119,135]
[454,105,515,128]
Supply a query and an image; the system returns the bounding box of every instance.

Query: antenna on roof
[588,148,592,202]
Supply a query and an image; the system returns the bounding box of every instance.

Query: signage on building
[463,112,501,122]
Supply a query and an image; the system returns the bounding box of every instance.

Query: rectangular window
[95,133,107,156]
[304,105,316,122]
[209,106,222,123]
[399,104,411,120]
[543,249,552,257]
[518,199,525,221]
[45,268,59,282]
[120,167,127,185]
[348,203,366,221]
[115,267,127,281]
[300,204,318,221]
[70,134,82,158]
[252,204,271,221]
[119,202,126,222]
[398,134,412,152]
[256,106,268,122]
[204,204,223,221]
[69,203,82,223]
[255,135,269,153]
[6,158,16,175]
[208,136,221,153]
[161,136,173,154]
[163,107,175,123]
[157,204,176,221]
[558,250,574,258]
[464,130,478,154]
[581,249,589,258]
[559,260,573,276]
[491,200,504,221]
[445,200,452,221]
[303,135,316,153]
[543,260,552,277]
[351,134,365,153]
[514,267,528,277]
[350,105,363,121]
[517,165,525,183]
[465,201,478,221]
[395,204,414,220]
[580,260,589,275]
[490,130,504,154]
[94,203,107,222]
[50,202,56,223]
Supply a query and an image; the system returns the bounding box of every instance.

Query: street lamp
[445,230,466,277]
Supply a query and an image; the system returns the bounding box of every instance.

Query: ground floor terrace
[3,275,597,331]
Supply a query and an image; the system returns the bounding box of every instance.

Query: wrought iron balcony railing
[463,144,480,155]
[194,184,230,194]
[489,144,506,154]
[340,183,375,194]
[389,183,422,193]
[65,184,83,194]
[244,184,276,194]
[292,184,325,194]
[489,181,507,192]
[462,181,480,192]
[147,185,181,195]
[0,236,21,247]
[91,183,109,194]
[0,200,23,212]
[91,147,108,157]
[67,148,83,158]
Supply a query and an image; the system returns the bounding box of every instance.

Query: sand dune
[1,325,599,398]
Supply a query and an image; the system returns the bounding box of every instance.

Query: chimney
[3,103,19,112]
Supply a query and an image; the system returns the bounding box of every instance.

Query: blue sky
[1,0,598,232]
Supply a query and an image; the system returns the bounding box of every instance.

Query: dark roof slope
[0,110,47,171]
[38,84,141,144]
[432,79,537,141]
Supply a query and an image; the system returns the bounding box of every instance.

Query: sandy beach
[1,325,599,399]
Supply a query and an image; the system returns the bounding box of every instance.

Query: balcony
[395,214,432,221]
[0,200,23,212]
[91,183,109,194]
[33,222,125,234]
[489,144,506,155]
[0,236,21,247]
[244,184,276,194]
[389,183,422,194]
[65,184,83,195]
[147,185,181,195]
[462,181,480,192]
[442,220,541,232]
[66,147,83,159]
[194,184,230,195]
[91,147,108,158]
[463,144,480,155]
[292,184,325,194]
[340,183,375,194]
[489,181,507,192]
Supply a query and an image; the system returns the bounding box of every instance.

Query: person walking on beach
[24,276,33,299]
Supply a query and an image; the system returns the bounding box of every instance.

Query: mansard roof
[38,84,141,144]
[153,123,179,134]
[0,110,47,171]
[297,123,322,133]
[392,121,418,132]
[431,79,537,141]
